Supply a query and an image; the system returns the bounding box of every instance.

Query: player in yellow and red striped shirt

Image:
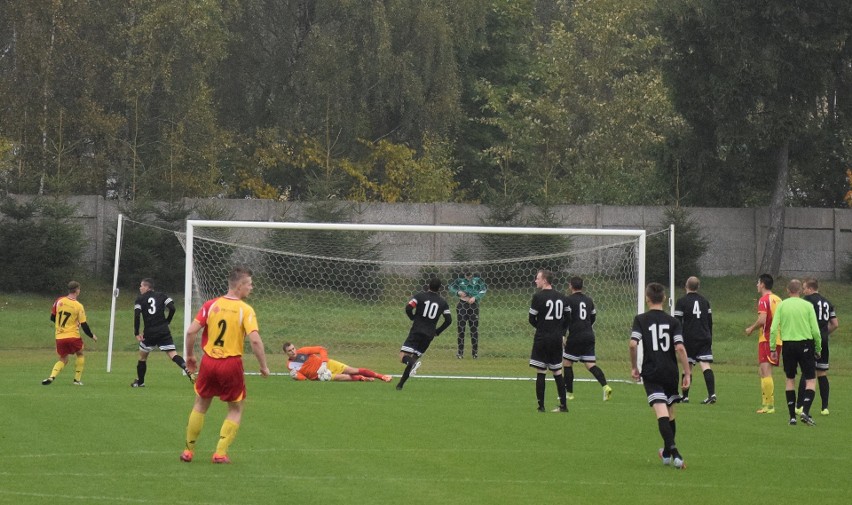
[180,267,270,464]
[745,273,782,414]
[41,281,97,386]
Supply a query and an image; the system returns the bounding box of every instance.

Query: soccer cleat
[701,394,717,404]
[410,360,422,376]
[185,371,195,384]
[211,453,231,464]
[756,406,775,414]
[794,406,803,416]
[41,377,54,385]
[789,417,797,426]
[820,408,830,416]
[537,405,546,413]
[72,380,84,386]
[456,353,463,359]
[131,379,145,388]
[681,397,689,403]
[673,457,686,469]
[566,393,575,401]
[380,375,392,383]
[603,385,613,401]
[472,353,478,359]
[800,413,816,426]
[180,450,193,463]
[551,405,568,413]
[658,449,672,466]
[395,383,404,391]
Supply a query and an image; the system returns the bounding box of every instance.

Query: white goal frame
[181,221,648,358]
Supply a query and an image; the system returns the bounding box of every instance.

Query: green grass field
[2,276,851,504]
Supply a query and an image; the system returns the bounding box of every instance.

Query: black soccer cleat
[701,394,717,404]
[551,405,568,413]
[131,379,145,388]
[800,413,816,426]
[681,397,689,403]
[41,377,54,385]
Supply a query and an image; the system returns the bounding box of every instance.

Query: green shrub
[646,206,709,288]
[0,197,84,293]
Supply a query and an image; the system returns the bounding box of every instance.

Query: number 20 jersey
[631,309,684,383]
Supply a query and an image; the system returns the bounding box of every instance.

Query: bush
[0,197,84,293]
[646,206,709,288]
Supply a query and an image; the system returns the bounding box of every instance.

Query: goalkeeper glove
[318,362,329,375]
[289,369,298,379]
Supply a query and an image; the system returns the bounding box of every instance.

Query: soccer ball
[318,368,333,382]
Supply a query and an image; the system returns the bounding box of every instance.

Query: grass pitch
[2,275,852,504]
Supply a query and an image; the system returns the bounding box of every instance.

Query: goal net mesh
[180,223,643,379]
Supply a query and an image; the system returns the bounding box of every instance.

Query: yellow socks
[214,419,240,457]
[74,356,85,382]
[49,360,66,379]
[185,410,205,452]
[761,376,774,407]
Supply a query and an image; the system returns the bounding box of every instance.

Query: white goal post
[180,221,648,378]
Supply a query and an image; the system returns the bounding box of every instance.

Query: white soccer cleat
[410,360,422,376]
[658,449,672,466]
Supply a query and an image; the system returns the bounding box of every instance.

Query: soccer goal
[179,221,648,378]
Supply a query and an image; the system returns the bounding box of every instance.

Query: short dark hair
[283,342,294,351]
[67,281,80,293]
[428,277,442,292]
[141,278,154,289]
[804,278,819,291]
[569,276,583,290]
[758,273,774,290]
[645,282,666,304]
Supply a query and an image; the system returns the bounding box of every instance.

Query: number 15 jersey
[631,309,684,383]
[195,296,259,359]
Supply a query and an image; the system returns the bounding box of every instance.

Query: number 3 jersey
[631,309,684,382]
[194,296,259,359]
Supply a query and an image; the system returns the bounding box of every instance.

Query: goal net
[180,221,646,379]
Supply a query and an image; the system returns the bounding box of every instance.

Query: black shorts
[642,378,682,406]
[563,339,596,363]
[684,339,713,365]
[781,340,817,380]
[816,335,829,371]
[401,333,434,356]
[529,336,563,371]
[140,333,177,353]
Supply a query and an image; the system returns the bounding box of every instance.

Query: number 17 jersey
[631,309,684,383]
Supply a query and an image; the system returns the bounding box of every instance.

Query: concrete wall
[20,196,852,280]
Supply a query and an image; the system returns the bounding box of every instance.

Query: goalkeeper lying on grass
[283,342,392,382]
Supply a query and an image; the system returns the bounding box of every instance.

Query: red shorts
[56,337,83,356]
[758,341,780,366]
[194,355,246,402]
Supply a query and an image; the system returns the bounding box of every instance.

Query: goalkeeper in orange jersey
[284,342,392,382]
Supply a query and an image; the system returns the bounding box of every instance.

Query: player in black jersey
[562,277,612,401]
[673,276,716,404]
[528,269,568,413]
[629,283,690,469]
[132,278,192,387]
[797,278,839,415]
[397,277,452,390]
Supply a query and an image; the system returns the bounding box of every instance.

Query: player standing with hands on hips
[397,277,452,390]
[528,269,568,413]
[629,283,690,469]
[180,266,270,464]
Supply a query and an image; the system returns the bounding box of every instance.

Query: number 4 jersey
[631,309,684,383]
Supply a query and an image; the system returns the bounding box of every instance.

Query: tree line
[1,0,851,220]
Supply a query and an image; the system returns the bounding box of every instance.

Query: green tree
[658,1,852,275]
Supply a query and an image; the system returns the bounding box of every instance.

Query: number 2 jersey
[630,309,684,383]
[194,296,259,359]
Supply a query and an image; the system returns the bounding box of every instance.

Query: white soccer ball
[318,368,333,381]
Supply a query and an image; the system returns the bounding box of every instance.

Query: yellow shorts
[328,359,347,377]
